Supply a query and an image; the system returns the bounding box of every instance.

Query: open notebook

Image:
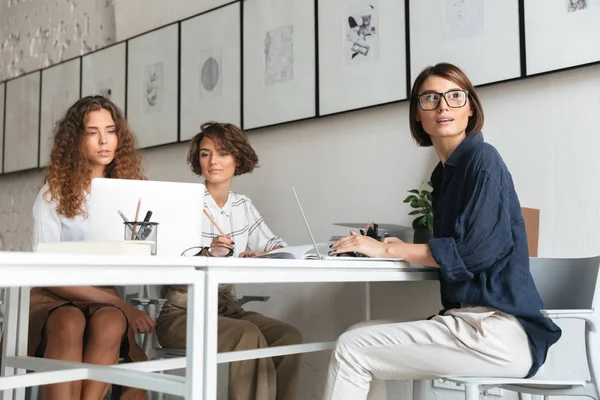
[255,244,327,260]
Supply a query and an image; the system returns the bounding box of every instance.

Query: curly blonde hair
[45,96,145,218]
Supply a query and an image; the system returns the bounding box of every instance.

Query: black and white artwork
[243,0,316,129]
[319,0,406,115]
[143,62,163,114]
[82,43,126,112]
[345,1,379,65]
[525,0,600,75]
[199,48,223,99]
[410,0,519,86]
[441,0,484,40]
[264,25,294,85]
[180,2,241,140]
[95,77,113,100]
[4,72,40,173]
[568,0,587,12]
[127,24,178,148]
[40,58,81,167]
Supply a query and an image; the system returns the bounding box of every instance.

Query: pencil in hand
[203,209,234,244]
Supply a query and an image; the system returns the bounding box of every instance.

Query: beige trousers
[156,287,303,400]
[323,307,533,400]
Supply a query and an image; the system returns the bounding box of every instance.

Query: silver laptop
[292,185,404,262]
[292,185,325,259]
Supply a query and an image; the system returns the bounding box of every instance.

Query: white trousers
[323,307,533,400]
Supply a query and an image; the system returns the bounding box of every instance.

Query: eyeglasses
[416,90,469,111]
[181,245,234,257]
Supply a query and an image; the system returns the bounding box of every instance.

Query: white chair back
[529,256,600,310]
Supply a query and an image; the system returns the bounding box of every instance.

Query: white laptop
[87,178,205,256]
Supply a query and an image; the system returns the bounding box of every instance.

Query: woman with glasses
[323,63,561,399]
[155,121,303,400]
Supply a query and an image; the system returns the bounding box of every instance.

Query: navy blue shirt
[428,132,561,378]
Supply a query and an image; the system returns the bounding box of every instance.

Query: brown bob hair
[187,121,259,177]
[409,63,484,147]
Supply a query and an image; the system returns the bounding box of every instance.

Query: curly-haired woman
[30,96,153,400]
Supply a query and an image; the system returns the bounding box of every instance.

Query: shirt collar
[205,189,233,217]
[443,132,484,168]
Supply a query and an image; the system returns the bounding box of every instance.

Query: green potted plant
[403,180,434,244]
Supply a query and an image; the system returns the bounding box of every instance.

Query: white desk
[0,251,208,400]
[0,252,438,400]
[200,257,438,400]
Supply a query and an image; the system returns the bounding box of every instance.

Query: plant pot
[413,229,433,244]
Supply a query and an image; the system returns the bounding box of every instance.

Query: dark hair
[409,63,484,147]
[187,121,259,177]
[45,95,144,218]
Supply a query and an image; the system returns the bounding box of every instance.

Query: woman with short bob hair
[156,121,303,400]
[323,63,561,399]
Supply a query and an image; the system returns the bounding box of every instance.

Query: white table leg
[14,287,30,400]
[1,287,21,400]
[365,282,371,321]
[186,274,205,400]
[202,273,219,400]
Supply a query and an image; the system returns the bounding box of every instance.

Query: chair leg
[464,384,480,400]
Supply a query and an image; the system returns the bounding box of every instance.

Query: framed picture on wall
[243,0,316,130]
[180,2,241,141]
[0,83,5,173]
[410,0,521,86]
[319,0,407,116]
[127,24,178,148]
[4,71,41,173]
[40,58,81,167]
[82,42,127,114]
[524,0,600,76]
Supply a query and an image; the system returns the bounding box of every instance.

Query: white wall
[0,0,594,398]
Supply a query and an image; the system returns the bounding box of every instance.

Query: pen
[138,211,153,238]
[117,209,143,240]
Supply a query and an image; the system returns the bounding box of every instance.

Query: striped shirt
[202,190,287,256]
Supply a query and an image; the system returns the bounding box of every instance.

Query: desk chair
[442,256,600,400]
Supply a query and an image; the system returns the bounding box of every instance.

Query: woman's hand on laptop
[122,304,156,334]
[329,230,389,258]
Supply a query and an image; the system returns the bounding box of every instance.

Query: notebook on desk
[291,185,404,262]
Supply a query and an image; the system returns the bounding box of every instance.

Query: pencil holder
[124,221,159,255]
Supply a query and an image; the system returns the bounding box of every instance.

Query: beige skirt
[24,287,147,400]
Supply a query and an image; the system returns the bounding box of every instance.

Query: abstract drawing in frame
[180,2,241,141]
[410,0,520,86]
[319,0,407,115]
[243,0,316,129]
[40,58,81,167]
[525,0,600,75]
[82,42,127,114]
[4,72,41,173]
[127,24,178,148]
